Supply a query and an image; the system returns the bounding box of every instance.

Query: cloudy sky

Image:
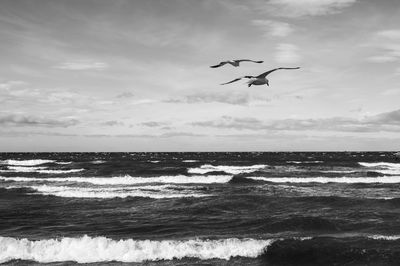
[1,0,400,151]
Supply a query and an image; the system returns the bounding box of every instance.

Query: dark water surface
[1,152,400,265]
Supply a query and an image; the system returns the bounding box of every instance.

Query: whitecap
[0,235,272,263]
[24,185,207,199]
[1,159,54,166]
[0,175,232,185]
[188,164,267,175]
[246,176,400,184]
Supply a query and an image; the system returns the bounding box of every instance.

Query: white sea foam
[23,185,207,199]
[1,159,55,166]
[91,160,106,164]
[246,176,400,183]
[0,175,232,185]
[182,160,198,163]
[0,235,272,263]
[5,166,47,172]
[359,162,400,175]
[188,164,267,175]
[0,167,84,174]
[367,235,400,241]
[359,162,400,168]
[320,170,356,173]
[36,169,85,174]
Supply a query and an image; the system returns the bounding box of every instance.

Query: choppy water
[1,152,400,265]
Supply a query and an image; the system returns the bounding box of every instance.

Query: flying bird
[221,67,300,87]
[210,59,264,68]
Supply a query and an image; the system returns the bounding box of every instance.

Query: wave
[264,236,400,265]
[359,162,400,175]
[359,162,400,168]
[0,167,84,174]
[367,235,400,240]
[0,235,272,263]
[22,184,207,199]
[1,159,55,166]
[182,160,198,162]
[91,160,106,164]
[287,161,323,164]
[0,175,232,185]
[188,164,267,175]
[245,176,400,183]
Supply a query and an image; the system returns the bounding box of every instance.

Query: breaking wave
[188,164,267,175]
[245,176,400,183]
[1,159,55,166]
[0,175,232,185]
[359,162,400,175]
[0,167,84,174]
[21,185,208,199]
[367,235,400,241]
[0,235,272,263]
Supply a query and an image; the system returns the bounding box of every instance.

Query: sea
[1,152,400,265]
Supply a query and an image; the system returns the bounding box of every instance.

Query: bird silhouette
[221,67,300,87]
[210,59,263,68]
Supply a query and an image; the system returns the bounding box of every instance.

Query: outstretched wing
[236,59,264,64]
[220,76,253,85]
[210,61,228,68]
[256,67,300,78]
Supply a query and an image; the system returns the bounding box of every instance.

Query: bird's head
[266,79,269,86]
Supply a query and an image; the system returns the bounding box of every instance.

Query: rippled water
[1,152,400,265]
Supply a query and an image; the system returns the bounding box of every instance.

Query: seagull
[221,67,300,87]
[210,59,264,68]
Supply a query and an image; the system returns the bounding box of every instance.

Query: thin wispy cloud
[116,92,134,99]
[167,92,251,106]
[376,30,400,39]
[192,109,400,133]
[251,19,293,37]
[140,121,169,127]
[0,114,79,128]
[100,120,124,127]
[275,43,301,64]
[367,30,400,63]
[54,61,108,70]
[264,0,357,18]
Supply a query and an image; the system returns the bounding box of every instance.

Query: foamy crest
[188,164,267,175]
[0,167,84,174]
[0,235,272,263]
[1,159,54,166]
[359,162,400,168]
[246,176,400,183]
[27,185,207,199]
[359,162,400,175]
[0,175,232,185]
[367,235,400,241]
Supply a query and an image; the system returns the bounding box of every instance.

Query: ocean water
[1,152,400,265]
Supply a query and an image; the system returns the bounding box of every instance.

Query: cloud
[0,114,79,127]
[192,116,265,130]
[167,92,251,105]
[251,19,293,37]
[54,61,108,70]
[100,120,124,126]
[140,121,169,127]
[191,109,400,133]
[264,0,357,18]
[376,30,400,40]
[116,92,134,98]
[275,43,301,64]
[367,31,400,64]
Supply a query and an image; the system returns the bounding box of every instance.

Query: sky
[0,0,400,152]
